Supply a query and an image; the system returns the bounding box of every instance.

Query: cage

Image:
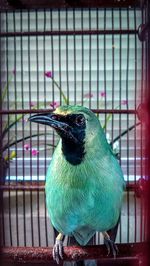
[0,0,150,265]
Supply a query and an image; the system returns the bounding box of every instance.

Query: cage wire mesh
[0,8,147,248]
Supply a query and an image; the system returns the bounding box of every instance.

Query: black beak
[29,113,69,130]
[29,113,78,143]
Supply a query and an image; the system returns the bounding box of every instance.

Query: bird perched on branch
[29,105,125,264]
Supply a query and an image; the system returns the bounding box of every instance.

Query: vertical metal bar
[96,9,100,121]
[6,10,13,246]
[143,2,147,243]
[90,8,95,243]
[96,9,99,109]
[0,11,5,246]
[43,9,48,247]
[141,4,145,243]
[133,7,137,243]
[119,7,122,244]
[51,8,55,164]
[140,5,146,243]
[13,10,19,246]
[143,2,149,242]
[50,9,55,114]
[20,10,26,247]
[146,0,150,243]
[111,8,114,151]
[28,10,34,247]
[73,9,76,105]
[96,8,100,244]
[66,9,69,104]
[126,7,130,243]
[89,8,92,109]
[140,6,144,243]
[81,9,84,106]
[58,9,62,106]
[35,10,41,247]
[50,9,55,244]
[104,8,107,131]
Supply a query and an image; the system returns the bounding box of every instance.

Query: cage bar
[0,108,138,115]
[0,29,139,38]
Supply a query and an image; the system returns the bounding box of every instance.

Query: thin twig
[110,122,141,145]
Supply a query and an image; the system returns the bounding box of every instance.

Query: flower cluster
[24,144,39,156]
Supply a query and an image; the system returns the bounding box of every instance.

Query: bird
[29,105,125,264]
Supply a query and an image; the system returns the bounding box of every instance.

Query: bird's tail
[72,226,96,246]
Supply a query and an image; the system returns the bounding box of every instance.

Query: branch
[110,122,141,146]
[2,133,55,152]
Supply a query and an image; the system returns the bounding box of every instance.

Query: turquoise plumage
[29,105,125,263]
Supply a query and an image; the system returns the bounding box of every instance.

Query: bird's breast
[45,142,124,234]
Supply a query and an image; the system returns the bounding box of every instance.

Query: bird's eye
[75,115,85,126]
[51,115,57,120]
[51,115,59,121]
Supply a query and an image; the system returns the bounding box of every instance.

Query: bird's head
[29,105,101,165]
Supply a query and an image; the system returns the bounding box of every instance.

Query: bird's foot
[104,238,118,257]
[53,238,63,264]
[103,232,118,258]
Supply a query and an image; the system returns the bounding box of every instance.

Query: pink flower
[100,91,106,97]
[24,144,30,151]
[31,149,39,156]
[50,101,60,108]
[45,71,53,78]
[30,101,35,108]
[84,93,93,99]
[121,100,128,105]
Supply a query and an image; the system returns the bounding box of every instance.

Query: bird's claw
[104,238,118,258]
[53,239,63,264]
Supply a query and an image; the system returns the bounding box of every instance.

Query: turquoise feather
[45,105,125,246]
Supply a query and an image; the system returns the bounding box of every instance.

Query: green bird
[29,105,125,264]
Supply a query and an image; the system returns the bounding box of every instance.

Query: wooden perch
[0,243,147,264]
